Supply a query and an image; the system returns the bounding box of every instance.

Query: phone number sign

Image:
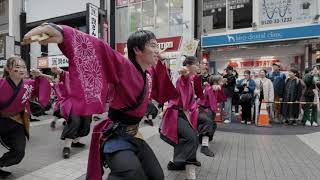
[260,0,317,27]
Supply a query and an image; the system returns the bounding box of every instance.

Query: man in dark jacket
[267,63,286,123]
[223,66,236,123]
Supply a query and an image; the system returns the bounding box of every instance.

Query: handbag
[240,93,253,103]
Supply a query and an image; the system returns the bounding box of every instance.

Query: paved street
[1,114,320,180]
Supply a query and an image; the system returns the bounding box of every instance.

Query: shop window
[169,0,183,36]
[0,0,6,16]
[142,0,154,31]
[227,0,252,29]
[116,6,129,42]
[155,0,169,38]
[129,3,142,33]
[202,0,226,34]
[0,35,4,59]
[0,0,8,25]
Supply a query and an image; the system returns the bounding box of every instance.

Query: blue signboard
[201,24,320,48]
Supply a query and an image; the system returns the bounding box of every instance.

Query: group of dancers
[0,22,225,179]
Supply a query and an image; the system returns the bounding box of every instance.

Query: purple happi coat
[52,77,67,113]
[0,77,51,114]
[57,26,178,180]
[198,84,218,112]
[161,74,200,145]
[0,77,51,137]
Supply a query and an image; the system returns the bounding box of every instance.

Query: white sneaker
[224,119,231,124]
[247,121,252,125]
[241,120,245,124]
[312,122,318,127]
[305,121,311,126]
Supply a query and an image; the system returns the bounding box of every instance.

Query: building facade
[24,0,108,72]
[112,0,197,82]
[0,0,23,76]
[198,0,320,76]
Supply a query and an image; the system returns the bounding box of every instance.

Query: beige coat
[254,78,274,103]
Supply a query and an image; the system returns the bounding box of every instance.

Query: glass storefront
[115,0,184,43]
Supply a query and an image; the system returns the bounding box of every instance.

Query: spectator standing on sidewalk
[237,70,256,124]
[222,66,236,123]
[255,69,274,123]
[303,66,320,126]
[267,63,286,123]
[232,70,241,120]
[281,69,302,126]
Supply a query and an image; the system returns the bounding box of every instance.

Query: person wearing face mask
[0,56,51,178]
[303,66,320,126]
[237,70,256,124]
[281,69,302,126]
[267,63,286,123]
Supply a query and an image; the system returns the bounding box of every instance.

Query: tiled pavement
[2,114,320,180]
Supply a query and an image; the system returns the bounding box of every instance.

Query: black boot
[0,169,12,178]
[200,146,215,157]
[62,147,71,159]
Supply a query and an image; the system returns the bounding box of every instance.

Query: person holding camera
[237,70,256,124]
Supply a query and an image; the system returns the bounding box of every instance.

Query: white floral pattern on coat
[22,84,34,104]
[147,73,152,98]
[71,30,103,104]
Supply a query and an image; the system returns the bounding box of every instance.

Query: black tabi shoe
[50,121,56,129]
[200,146,215,157]
[144,119,154,126]
[71,142,86,148]
[0,169,12,178]
[167,161,185,171]
[62,147,71,159]
[30,118,40,122]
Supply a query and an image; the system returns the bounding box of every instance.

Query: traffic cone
[257,100,271,127]
[214,103,223,123]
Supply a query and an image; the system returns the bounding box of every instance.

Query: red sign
[116,36,182,55]
[237,59,280,67]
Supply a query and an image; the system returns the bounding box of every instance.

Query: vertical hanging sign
[87,3,99,38]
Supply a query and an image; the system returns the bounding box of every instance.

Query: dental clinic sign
[201,24,320,48]
[260,0,318,27]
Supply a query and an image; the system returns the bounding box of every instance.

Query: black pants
[241,103,252,122]
[60,115,92,140]
[0,117,26,167]
[104,138,164,180]
[173,114,199,166]
[198,108,217,143]
[146,102,158,119]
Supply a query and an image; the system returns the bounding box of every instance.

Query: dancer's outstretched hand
[23,23,63,45]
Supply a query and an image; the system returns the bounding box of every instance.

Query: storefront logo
[227,35,236,42]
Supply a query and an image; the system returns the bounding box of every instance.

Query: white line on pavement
[297,132,320,155]
[16,123,159,180]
